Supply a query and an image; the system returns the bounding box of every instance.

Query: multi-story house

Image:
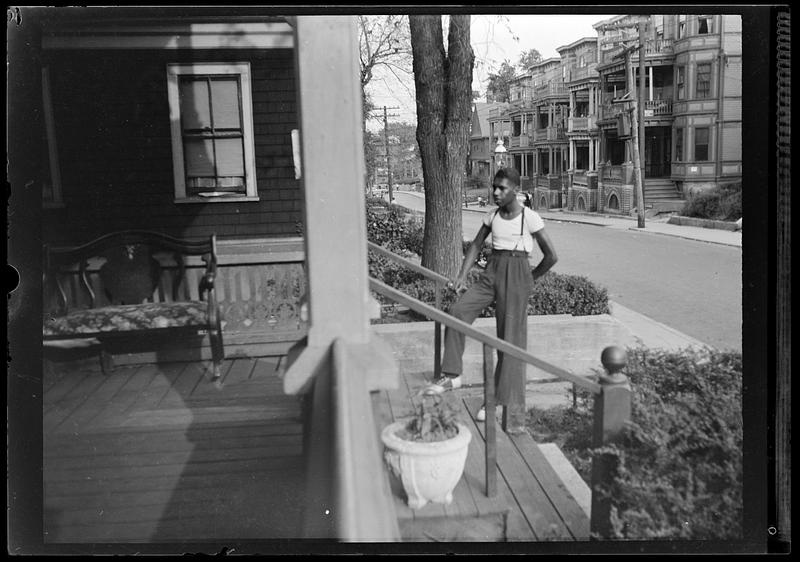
[559,37,602,211]
[530,58,570,209]
[592,14,742,214]
[504,72,536,190]
[479,13,742,216]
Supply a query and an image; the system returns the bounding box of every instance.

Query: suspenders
[490,207,526,234]
[490,208,527,251]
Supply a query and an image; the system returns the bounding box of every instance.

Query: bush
[681,182,742,221]
[366,205,424,256]
[527,346,743,540]
[528,272,610,316]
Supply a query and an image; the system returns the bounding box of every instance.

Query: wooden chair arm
[199,256,217,297]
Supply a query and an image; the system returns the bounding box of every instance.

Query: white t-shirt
[482,207,545,253]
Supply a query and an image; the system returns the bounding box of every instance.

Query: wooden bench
[43,230,224,379]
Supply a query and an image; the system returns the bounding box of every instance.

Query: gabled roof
[556,37,598,54]
[471,102,507,138]
[529,57,561,73]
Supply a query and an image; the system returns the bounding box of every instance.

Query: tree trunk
[410,15,474,278]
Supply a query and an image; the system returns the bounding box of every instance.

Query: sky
[365,13,616,130]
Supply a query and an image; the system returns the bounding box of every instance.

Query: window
[694,127,709,161]
[697,16,713,34]
[676,66,686,100]
[696,63,712,98]
[678,15,687,39]
[167,62,258,201]
[674,127,684,161]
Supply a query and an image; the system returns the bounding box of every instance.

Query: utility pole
[616,43,645,228]
[366,106,399,200]
[383,105,394,204]
[637,17,647,228]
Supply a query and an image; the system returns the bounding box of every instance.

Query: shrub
[528,272,610,316]
[366,205,424,256]
[681,182,742,221]
[527,346,743,540]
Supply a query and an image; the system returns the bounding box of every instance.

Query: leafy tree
[518,47,543,72]
[409,15,474,278]
[485,59,516,103]
[358,16,411,187]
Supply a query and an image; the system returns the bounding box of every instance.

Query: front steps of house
[645,179,685,213]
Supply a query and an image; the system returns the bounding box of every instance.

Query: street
[391,191,742,352]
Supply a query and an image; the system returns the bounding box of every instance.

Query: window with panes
[696,63,712,98]
[167,62,257,201]
[676,66,686,100]
[674,127,684,161]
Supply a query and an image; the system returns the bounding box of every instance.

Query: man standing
[425,168,558,434]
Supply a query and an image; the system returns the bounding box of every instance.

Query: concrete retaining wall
[372,314,635,386]
[667,215,740,231]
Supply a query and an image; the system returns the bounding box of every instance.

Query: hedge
[527,346,743,540]
[680,182,742,221]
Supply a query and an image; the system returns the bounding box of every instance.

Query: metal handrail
[369,277,602,394]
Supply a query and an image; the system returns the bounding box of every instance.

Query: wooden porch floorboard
[43,356,305,544]
[371,370,590,542]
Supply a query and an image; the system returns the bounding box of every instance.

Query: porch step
[399,513,507,541]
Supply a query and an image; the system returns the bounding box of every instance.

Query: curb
[624,226,741,248]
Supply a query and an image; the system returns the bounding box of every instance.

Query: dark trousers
[441,251,531,429]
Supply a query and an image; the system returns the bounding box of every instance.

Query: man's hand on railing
[446,279,468,296]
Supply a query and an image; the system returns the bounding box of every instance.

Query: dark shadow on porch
[42,347,306,545]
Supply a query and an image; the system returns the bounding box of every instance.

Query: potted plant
[381,393,472,509]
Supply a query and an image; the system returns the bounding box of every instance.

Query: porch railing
[365,243,632,538]
[643,99,673,116]
[509,135,531,148]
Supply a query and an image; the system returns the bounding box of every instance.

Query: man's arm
[531,228,558,281]
[452,224,491,292]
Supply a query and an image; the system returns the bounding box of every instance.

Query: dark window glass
[695,127,709,161]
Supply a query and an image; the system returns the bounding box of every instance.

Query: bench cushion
[43,301,209,337]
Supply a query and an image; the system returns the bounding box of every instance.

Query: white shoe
[476,406,486,421]
[424,375,462,395]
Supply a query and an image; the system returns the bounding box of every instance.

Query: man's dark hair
[494,167,520,187]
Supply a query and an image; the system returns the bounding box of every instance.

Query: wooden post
[294,16,372,347]
[483,343,497,497]
[590,346,631,539]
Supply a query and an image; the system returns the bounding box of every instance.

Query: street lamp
[494,138,507,169]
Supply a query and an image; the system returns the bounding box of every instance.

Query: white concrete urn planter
[381,420,472,510]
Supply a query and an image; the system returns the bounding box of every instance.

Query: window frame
[695,62,712,99]
[697,15,713,35]
[676,66,686,100]
[678,15,687,39]
[166,62,258,203]
[674,127,684,162]
[694,127,710,161]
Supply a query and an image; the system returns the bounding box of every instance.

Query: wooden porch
[372,368,590,542]
[44,353,589,544]
[43,354,306,543]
